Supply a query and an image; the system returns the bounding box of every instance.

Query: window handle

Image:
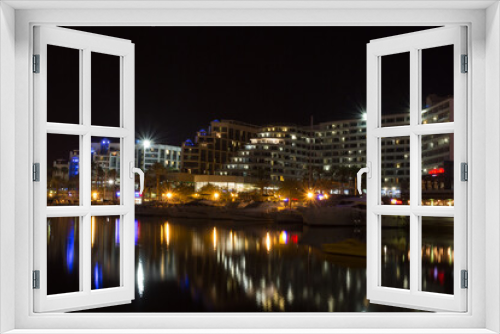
[357,162,371,195]
[129,162,145,195]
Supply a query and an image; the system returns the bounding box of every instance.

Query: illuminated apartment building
[181,119,260,175]
[135,142,181,171]
[221,97,453,201]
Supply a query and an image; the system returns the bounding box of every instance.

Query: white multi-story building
[221,125,318,182]
[135,142,182,171]
[222,97,453,201]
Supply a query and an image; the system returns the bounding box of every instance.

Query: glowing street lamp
[143,140,151,148]
[166,192,173,199]
[307,192,314,199]
[214,192,220,200]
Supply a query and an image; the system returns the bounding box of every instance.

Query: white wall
[0,2,16,333]
[4,4,496,332]
[485,2,500,333]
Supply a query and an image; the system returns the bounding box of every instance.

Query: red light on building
[428,168,445,175]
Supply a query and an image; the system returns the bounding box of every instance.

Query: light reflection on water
[75,216,453,312]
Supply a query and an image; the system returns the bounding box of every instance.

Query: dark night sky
[48,26,453,164]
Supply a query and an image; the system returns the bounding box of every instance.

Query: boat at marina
[301,196,367,226]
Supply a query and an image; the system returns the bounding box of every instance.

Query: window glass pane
[421,217,454,294]
[421,45,454,125]
[91,216,121,290]
[47,45,80,124]
[381,216,410,290]
[91,52,120,127]
[381,137,410,205]
[91,137,121,205]
[47,217,80,295]
[47,134,80,206]
[421,134,454,206]
[381,52,410,127]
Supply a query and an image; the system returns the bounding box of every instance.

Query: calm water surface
[59,215,454,312]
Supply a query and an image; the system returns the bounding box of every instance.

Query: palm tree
[149,163,168,202]
[144,169,156,201]
[91,161,104,201]
[254,167,270,197]
[278,179,301,209]
[332,166,358,194]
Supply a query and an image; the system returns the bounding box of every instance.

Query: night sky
[48,26,453,164]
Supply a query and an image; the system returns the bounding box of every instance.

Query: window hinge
[33,163,40,182]
[461,54,468,73]
[461,162,468,181]
[461,270,468,289]
[33,54,40,73]
[33,270,40,289]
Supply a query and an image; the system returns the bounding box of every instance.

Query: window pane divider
[89,205,130,216]
[46,122,130,138]
[46,122,87,135]
[373,123,454,138]
[372,205,454,217]
[409,47,419,296]
[89,126,129,138]
[46,205,129,217]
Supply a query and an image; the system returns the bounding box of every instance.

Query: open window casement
[33,26,139,312]
[362,26,467,312]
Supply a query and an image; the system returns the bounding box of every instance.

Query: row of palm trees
[48,163,120,203]
[48,161,361,203]
[253,165,362,197]
[140,163,361,203]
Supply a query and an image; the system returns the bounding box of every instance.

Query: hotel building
[221,96,453,200]
[135,143,181,171]
[180,119,260,175]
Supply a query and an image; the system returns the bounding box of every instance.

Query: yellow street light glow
[214,192,220,199]
[92,192,98,200]
[307,192,314,199]
[166,192,173,199]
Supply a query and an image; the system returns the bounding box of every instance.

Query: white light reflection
[137,260,145,297]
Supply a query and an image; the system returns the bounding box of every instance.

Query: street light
[166,192,173,199]
[214,192,220,200]
[307,192,314,199]
[143,140,151,148]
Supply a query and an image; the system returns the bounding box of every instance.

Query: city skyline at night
[45,25,454,167]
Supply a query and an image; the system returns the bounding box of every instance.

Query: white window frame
[1,1,499,333]
[366,26,468,312]
[32,26,136,312]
